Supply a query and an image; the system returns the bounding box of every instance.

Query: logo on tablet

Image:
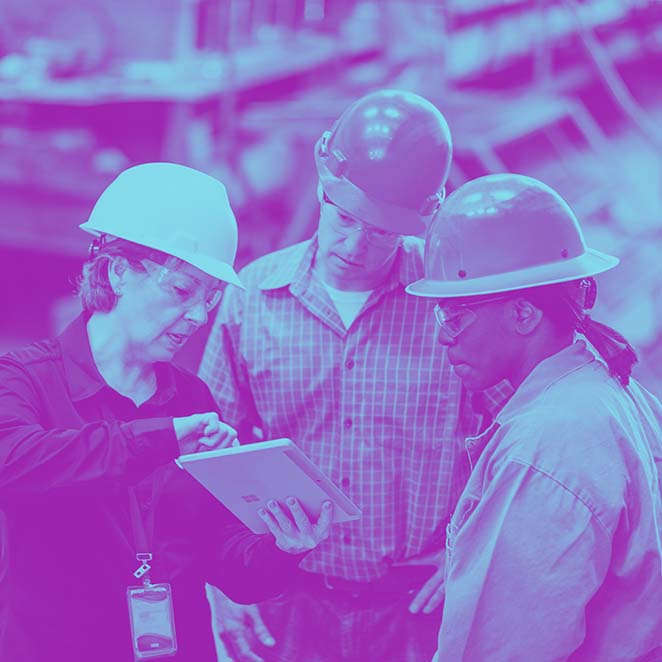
[241,494,260,503]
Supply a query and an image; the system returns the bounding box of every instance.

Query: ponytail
[520,279,639,387]
[576,315,638,387]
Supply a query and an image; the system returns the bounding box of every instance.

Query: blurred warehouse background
[0,0,661,394]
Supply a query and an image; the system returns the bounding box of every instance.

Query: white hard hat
[80,162,243,288]
[407,173,618,298]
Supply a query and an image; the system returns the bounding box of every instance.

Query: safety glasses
[322,192,401,248]
[141,260,223,313]
[434,294,512,338]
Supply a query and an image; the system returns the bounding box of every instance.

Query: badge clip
[133,552,152,581]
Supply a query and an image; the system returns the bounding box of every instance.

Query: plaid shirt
[200,237,510,581]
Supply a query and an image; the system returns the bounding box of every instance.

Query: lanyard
[128,487,156,584]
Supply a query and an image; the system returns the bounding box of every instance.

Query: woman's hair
[77,237,172,313]
[519,279,638,387]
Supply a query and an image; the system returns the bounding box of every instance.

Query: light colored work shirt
[436,341,662,661]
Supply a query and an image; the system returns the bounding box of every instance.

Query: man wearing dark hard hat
[407,173,662,661]
[200,90,510,661]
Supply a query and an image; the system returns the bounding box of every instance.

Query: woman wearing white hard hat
[0,163,333,662]
[407,173,662,662]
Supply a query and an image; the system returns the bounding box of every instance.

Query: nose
[342,227,369,256]
[437,327,456,347]
[184,300,208,326]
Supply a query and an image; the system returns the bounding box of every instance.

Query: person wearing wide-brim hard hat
[407,173,662,662]
[0,163,336,662]
[201,90,508,662]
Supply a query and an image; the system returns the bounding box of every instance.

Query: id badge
[127,583,178,659]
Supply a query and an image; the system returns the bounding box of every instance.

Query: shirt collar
[474,380,515,421]
[58,314,107,402]
[257,235,425,292]
[258,239,317,291]
[463,341,596,463]
[495,340,596,425]
[58,313,177,405]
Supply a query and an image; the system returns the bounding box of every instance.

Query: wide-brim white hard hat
[80,162,244,288]
[407,173,619,298]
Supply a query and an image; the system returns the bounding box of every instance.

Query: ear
[107,256,130,296]
[511,298,544,336]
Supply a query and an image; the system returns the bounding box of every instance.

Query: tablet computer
[176,438,362,534]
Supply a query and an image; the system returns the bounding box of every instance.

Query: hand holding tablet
[176,438,361,534]
[258,496,334,553]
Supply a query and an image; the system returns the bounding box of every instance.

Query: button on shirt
[200,237,510,581]
[0,315,303,662]
[437,341,662,662]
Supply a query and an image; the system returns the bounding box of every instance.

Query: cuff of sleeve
[123,417,179,467]
[260,537,310,574]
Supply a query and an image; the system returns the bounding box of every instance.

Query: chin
[471,376,503,391]
[151,345,180,363]
[453,366,496,391]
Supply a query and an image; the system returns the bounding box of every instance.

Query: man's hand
[173,413,238,455]
[209,586,275,662]
[258,497,334,554]
[408,563,445,614]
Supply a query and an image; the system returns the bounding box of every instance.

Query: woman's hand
[258,497,334,554]
[173,413,238,455]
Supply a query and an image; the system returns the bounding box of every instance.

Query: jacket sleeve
[208,513,306,604]
[438,459,611,661]
[194,484,306,603]
[198,284,261,442]
[0,357,179,493]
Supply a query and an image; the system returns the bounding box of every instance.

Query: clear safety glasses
[434,294,512,338]
[141,260,223,313]
[322,193,401,248]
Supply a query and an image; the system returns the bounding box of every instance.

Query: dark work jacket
[0,314,303,662]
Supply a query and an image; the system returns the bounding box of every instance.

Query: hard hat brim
[79,222,245,289]
[178,250,245,289]
[315,137,438,237]
[406,248,619,298]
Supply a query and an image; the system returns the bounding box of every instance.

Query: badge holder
[127,491,177,659]
[127,580,177,659]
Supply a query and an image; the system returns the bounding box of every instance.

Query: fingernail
[287,497,296,506]
[258,508,267,517]
[323,501,332,509]
[265,637,275,646]
[268,500,277,509]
